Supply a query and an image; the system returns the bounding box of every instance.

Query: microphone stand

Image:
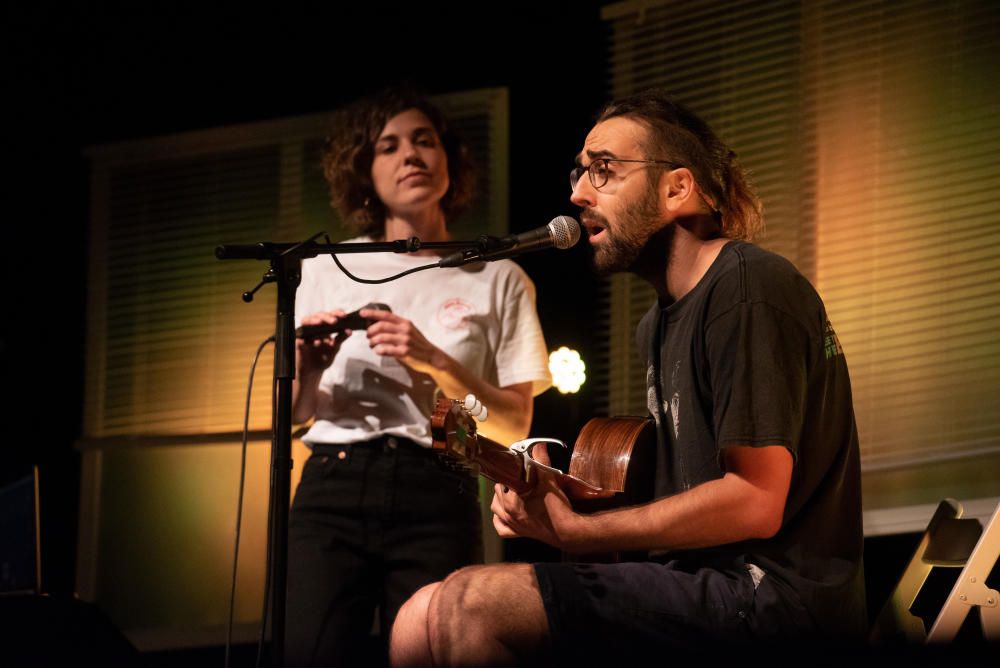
[215,234,492,667]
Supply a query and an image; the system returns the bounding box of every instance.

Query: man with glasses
[390,90,866,665]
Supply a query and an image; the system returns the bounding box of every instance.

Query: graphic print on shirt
[437,298,474,330]
[646,363,660,425]
[824,319,845,360]
[669,360,681,441]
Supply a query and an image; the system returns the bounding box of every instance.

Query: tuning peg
[463,393,488,422]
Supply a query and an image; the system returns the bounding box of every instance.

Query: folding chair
[870,498,1000,644]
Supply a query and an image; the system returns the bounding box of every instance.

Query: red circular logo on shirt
[437,298,474,330]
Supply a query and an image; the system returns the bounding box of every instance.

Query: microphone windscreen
[549,216,581,249]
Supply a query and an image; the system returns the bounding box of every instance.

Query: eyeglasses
[570,158,684,192]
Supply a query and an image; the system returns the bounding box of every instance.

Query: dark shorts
[534,557,816,665]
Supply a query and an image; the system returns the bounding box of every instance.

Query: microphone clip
[438,234,511,268]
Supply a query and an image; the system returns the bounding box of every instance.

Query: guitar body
[568,415,656,513]
[564,416,656,562]
[430,398,656,562]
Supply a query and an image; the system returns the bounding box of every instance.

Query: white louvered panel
[809,0,1000,470]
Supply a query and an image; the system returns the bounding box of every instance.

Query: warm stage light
[548,346,586,394]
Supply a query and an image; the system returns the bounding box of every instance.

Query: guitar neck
[440,431,537,495]
[429,397,618,501]
[463,434,537,495]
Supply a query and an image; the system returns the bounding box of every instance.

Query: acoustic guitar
[429,396,656,512]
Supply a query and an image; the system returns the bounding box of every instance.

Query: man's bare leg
[391,581,440,666]
[390,563,549,667]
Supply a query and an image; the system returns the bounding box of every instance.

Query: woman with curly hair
[286,89,552,667]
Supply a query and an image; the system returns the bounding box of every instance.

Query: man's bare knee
[427,564,548,667]
[390,582,440,668]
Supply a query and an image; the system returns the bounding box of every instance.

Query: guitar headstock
[430,395,539,490]
[430,396,480,460]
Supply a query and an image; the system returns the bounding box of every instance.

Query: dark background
[2,2,608,600]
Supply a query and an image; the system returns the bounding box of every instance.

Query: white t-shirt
[296,239,552,447]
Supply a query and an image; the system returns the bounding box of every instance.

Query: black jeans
[285,436,482,668]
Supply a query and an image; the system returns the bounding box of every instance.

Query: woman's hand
[363,308,534,446]
[296,310,349,376]
[362,308,447,375]
[293,309,350,424]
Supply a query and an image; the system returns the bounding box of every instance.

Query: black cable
[225,335,275,668]
[328,250,439,284]
[323,232,440,284]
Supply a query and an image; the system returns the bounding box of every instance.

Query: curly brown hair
[322,88,476,238]
[597,90,764,242]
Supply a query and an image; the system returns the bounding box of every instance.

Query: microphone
[438,216,581,268]
[295,303,392,339]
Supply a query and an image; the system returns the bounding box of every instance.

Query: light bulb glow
[548,346,586,394]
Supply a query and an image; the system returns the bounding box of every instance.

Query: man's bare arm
[492,444,793,553]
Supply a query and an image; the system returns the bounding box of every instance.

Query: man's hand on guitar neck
[490,442,585,551]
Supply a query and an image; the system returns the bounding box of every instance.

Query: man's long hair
[597,91,763,241]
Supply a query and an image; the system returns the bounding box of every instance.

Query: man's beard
[587,178,669,276]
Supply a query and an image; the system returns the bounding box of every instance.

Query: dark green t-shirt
[636,240,866,639]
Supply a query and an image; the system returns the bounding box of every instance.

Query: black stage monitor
[0,467,41,595]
